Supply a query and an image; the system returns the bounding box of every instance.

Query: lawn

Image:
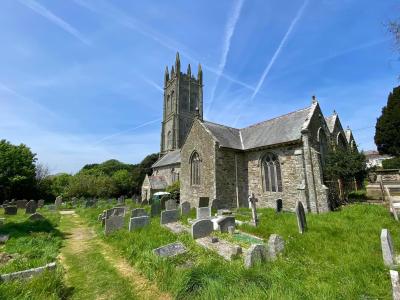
[76,202,398,299]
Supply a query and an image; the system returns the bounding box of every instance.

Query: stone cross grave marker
[191,219,213,239]
[244,244,267,268]
[180,202,191,215]
[25,200,37,214]
[153,242,187,257]
[267,234,285,261]
[217,216,235,233]
[131,208,147,218]
[198,197,209,208]
[4,206,17,215]
[38,199,45,208]
[248,193,259,226]
[151,202,161,217]
[160,209,178,224]
[104,216,124,235]
[276,199,283,213]
[196,207,211,219]
[381,228,396,267]
[295,201,307,234]
[165,199,177,211]
[129,216,150,231]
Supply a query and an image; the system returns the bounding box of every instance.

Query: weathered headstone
[16,200,28,209]
[276,199,283,213]
[112,207,125,217]
[165,199,177,210]
[38,199,45,208]
[160,209,178,224]
[180,202,191,215]
[0,234,9,244]
[153,242,187,257]
[211,198,221,210]
[131,208,147,218]
[191,219,213,239]
[228,226,235,235]
[248,193,259,226]
[295,201,307,234]
[244,244,268,268]
[4,206,17,215]
[55,196,62,208]
[117,196,125,205]
[381,228,396,267]
[28,213,45,221]
[196,207,211,219]
[129,216,150,231]
[199,197,209,207]
[160,197,168,210]
[390,270,400,300]
[267,234,285,261]
[25,200,37,214]
[217,216,235,233]
[104,216,124,235]
[151,202,161,217]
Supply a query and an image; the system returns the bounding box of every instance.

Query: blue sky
[0,0,399,174]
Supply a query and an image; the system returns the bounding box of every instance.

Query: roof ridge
[240,106,311,131]
[203,120,239,131]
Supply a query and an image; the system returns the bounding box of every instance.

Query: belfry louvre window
[190,152,201,185]
[262,153,282,192]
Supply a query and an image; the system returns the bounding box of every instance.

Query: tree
[375,86,400,156]
[0,139,37,200]
[166,180,180,200]
[112,169,133,196]
[50,173,72,197]
[131,153,159,194]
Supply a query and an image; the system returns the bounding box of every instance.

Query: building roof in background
[325,114,337,133]
[152,149,181,168]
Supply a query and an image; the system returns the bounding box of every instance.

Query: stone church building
[142,53,357,213]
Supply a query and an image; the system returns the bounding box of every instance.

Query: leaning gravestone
[25,200,37,214]
[153,242,187,257]
[151,202,161,217]
[217,216,235,233]
[199,197,209,208]
[267,234,285,261]
[28,212,45,221]
[129,216,150,231]
[131,208,147,218]
[4,206,17,215]
[180,202,191,215]
[295,201,307,234]
[276,199,283,213]
[160,209,178,224]
[104,216,124,235]
[165,199,177,210]
[191,219,213,239]
[381,228,396,267]
[38,199,45,208]
[244,244,268,268]
[16,200,28,209]
[196,207,211,219]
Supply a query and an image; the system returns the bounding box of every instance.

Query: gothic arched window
[170,90,175,112]
[337,132,347,149]
[166,95,170,113]
[190,152,201,185]
[262,153,282,192]
[318,128,328,167]
[167,131,172,149]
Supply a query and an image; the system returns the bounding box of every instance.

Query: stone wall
[153,164,181,186]
[181,120,217,207]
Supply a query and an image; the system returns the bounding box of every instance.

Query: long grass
[76,202,397,299]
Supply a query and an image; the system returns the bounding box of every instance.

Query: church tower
[160,52,203,154]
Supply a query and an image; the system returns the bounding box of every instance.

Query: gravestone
[267,234,285,261]
[153,242,187,257]
[4,206,17,215]
[131,208,147,218]
[117,196,125,205]
[276,199,283,213]
[228,226,235,234]
[112,207,125,217]
[248,193,259,226]
[16,200,28,209]
[151,202,161,217]
[25,200,37,214]
[390,270,400,300]
[38,199,45,208]
[191,219,213,239]
[381,228,396,267]
[129,216,150,231]
[72,197,78,207]
[211,198,220,210]
[28,212,45,221]
[180,202,191,215]
[165,199,177,210]
[199,197,209,207]
[0,234,9,244]
[244,244,268,268]
[160,209,178,224]
[104,216,124,235]
[295,201,307,234]
[55,197,62,208]
[196,207,211,219]
[217,216,235,233]
[160,197,168,210]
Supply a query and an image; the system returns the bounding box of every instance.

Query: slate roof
[152,149,181,168]
[149,176,168,189]
[203,106,312,150]
[325,115,336,133]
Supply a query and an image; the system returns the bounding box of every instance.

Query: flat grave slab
[195,236,242,261]
[163,221,190,234]
[153,242,187,258]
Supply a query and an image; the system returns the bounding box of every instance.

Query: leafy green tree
[166,180,180,200]
[50,173,72,197]
[382,157,400,169]
[112,169,133,196]
[375,86,400,156]
[325,149,367,183]
[131,153,159,194]
[0,139,37,200]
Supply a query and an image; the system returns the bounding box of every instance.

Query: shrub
[382,156,400,169]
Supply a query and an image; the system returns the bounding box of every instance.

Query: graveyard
[0,198,399,299]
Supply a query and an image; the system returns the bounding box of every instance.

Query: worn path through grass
[58,210,171,300]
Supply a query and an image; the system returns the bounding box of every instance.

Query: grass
[0,208,68,299]
[76,202,398,299]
